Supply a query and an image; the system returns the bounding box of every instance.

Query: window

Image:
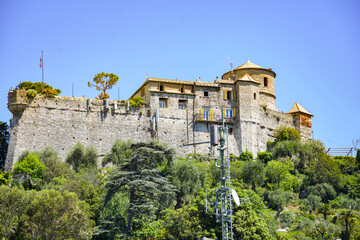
[204,91,209,97]
[159,84,164,91]
[224,90,236,100]
[202,107,210,120]
[226,109,233,118]
[264,77,268,87]
[179,100,187,109]
[159,98,167,108]
[225,108,236,118]
[180,86,184,93]
[228,128,233,135]
[254,93,256,100]
[227,91,232,100]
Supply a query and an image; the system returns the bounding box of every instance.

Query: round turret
[8,90,28,114]
[222,60,276,110]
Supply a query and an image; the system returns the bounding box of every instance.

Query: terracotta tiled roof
[288,102,313,116]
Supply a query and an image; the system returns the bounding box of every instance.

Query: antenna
[206,107,250,240]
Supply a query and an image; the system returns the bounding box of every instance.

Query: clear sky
[0,0,359,151]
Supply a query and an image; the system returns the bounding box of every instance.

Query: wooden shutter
[210,110,214,121]
[200,109,204,120]
[233,108,236,118]
[223,90,227,100]
[232,90,237,100]
[223,108,226,118]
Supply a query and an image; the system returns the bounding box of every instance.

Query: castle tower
[221,60,277,154]
[288,102,313,140]
[222,60,276,110]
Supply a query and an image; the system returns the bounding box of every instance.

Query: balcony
[194,111,236,124]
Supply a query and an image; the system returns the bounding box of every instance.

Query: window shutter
[223,108,226,118]
[165,100,168,108]
[223,90,227,100]
[200,109,204,120]
[233,90,236,100]
[210,110,214,121]
[233,108,236,118]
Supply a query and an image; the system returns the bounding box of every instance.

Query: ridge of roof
[235,60,265,70]
[288,102,313,116]
[237,73,260,84]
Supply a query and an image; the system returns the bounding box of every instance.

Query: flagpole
[41,50,44,92]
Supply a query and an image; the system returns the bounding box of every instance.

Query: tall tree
[0,121,9,170]
[171,158,207,209]
[88,72,119,99]
[66,142,98,171]
[104,141,176,233]
[241,160,265,190]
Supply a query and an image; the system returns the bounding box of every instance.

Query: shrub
[257,151,273,164]
[66,142,98,171]
[239,150,253,161]
[26,89,37,98]
[274,126,300,142]
[128,97,145,107]
[17,81,61,97]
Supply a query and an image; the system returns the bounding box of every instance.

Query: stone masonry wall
[5,92,311,170]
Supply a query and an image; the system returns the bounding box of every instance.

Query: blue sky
[0,0,359,150]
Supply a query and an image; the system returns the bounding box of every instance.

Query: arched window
[254,93,257,100]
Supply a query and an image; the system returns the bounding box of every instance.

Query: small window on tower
[159,84,164,91]
[264,77,268,87]
[180,86,184,93]
[204,91,209,97]
[254,93,256,100]
[227,91,232,100]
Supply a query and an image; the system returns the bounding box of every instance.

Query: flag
[40,56,43,68]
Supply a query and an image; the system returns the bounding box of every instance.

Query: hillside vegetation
[1,130,360,239]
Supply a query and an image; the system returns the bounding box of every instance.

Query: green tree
[104,141,176,233]
[241,160,265,190]
[88,72,119,99]
[233,209,272,240]
[313,218,341,240]
[239,150,253,161]
[21,189,94,239]
[171,158,207,209]
[266,189,293,219]
[0,186,33,239]
[339,209,358,240]
[0,121,9,170]
[302,194,322,214]
[102,140,133,167]
[274,126,301,142]
[265,158,294,189]
[308,183,337,203]
[66,142,98,171]
[305,152,345,190]
[257,151,273,164]
[13,153,46,189]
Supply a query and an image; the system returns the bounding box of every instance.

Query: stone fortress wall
[5,88,311,170]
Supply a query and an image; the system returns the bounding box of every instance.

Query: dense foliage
[17,81,61,97]
[0,121,9,170]
[1,134,360,239]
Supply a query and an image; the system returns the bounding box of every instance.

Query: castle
[5,60,313,170]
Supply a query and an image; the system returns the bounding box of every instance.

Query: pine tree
[104,141,176,233]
